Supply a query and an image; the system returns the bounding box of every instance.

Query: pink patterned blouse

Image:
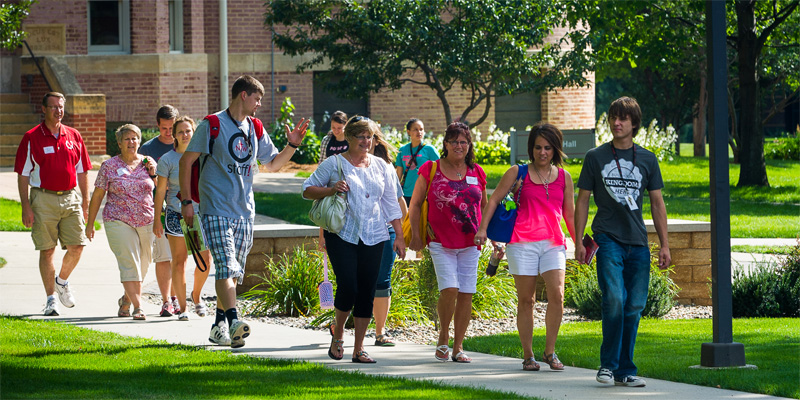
[95,155,155,228]
[419,160,487,249]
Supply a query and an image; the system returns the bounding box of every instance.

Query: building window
[88,0,130,54]
[169,0,183,53]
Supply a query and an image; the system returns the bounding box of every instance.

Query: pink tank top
[510,167,566,247]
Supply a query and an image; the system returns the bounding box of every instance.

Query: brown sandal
[132,308,146,320]
[117,295,131,317]
[542,352,564,370]
[522,356,540,371]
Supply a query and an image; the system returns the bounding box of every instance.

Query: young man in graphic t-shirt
[139,105,180,317]
[180,75,309,348]
[574,97,671,388]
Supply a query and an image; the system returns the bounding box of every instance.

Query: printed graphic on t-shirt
[601,158,642,205]
[227,132,254,176]
[402,155,418,170]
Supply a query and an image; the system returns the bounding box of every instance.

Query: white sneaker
[229,319,250,348]
[209,321,231,346]
[178,312,189,321]
[55,278,75,308]
[596,368,614,384]
[43,297,59,316]
[615,375,647,387]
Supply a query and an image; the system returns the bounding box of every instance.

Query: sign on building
[510,128,595,164]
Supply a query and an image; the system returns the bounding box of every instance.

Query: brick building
[5,0,595,158]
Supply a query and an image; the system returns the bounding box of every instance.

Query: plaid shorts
[201,214,253,284]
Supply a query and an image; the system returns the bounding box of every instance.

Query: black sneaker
[615,375,646,387]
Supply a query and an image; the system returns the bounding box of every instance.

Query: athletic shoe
[596,368,614,384]
[178,312,189,321]
[171,297,181,314]
[195,303,208,317]
[160,301,173,317]
[229,320,250,349]
[615,376,647,387]
[209,321,231,346]
[43,297,59,316]
[54,278,75,308]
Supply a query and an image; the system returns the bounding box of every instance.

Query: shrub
[764,135,799,160]
[732,241,800,318]
[564,244,679,320]
[595,113,678,161]
[242,246,325,317]
[472,246,518,319]
[106,128,159,156]
[268,97,322,165]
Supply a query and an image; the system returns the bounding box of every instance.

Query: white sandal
[435,345,450,362]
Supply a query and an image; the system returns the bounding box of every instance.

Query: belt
[32,187,75,196]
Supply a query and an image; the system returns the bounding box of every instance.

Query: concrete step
[0,93,29,103]
[0,155,15,168]
[0,123,33,135]
[0,114,39,124]
[0,103,34,113]
[1,135,23,146]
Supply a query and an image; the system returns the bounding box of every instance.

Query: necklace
[534,165,552,200]
[446,159,466,180]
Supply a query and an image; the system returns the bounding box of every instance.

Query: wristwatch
[181,199,193,206]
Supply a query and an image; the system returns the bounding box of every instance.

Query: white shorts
[428,242,480,293]
[151,231,172,262]
[506,240,566,276]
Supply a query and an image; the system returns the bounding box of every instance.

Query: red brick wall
[20,75,50,110]
[264,72,314,125]
[64,113,106,155]
[78,73,159,125]
[24,0,88,55]
[540,72,596,130]
[227,0,272,54]
[184,0,205,53]
[131,0,170,54]
[158,72,209,121]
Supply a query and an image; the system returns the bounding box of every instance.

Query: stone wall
[646,219,712,306]
[238,224,319,295]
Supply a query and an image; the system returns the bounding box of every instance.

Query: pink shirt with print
[95,155,155,228]
[418,160,486,249]
[511,167,567,247]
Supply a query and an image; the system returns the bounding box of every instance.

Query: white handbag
[308,155,347,233]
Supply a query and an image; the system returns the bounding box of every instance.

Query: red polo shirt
[14,122,91,192]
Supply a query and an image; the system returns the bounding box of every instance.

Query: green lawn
[0,198,29,231]
[731,245,796,255]
[0,316,529,400]
[464,318,800,399]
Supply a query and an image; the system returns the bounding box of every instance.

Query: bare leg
[168,235,188,313]
[437,288,458,347]
[58,245,83,280]
[121,281,143,309]
[155,260,173,303]
[373,296,391,337]
[541,269,565,355]
[215,278,237,310]
[513,275,538,359]
[191,250,212,303]
[352,316,370,358]
[39,248,56,296]
[452,292,473,354]
[330,307,350,358]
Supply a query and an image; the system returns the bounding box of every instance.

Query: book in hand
[583,234,599,264]
[180,215,207,255]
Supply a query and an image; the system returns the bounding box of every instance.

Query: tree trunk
[735,1,769,187]
[693,72,707,157]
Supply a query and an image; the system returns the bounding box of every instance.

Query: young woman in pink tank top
[475,123,576,372]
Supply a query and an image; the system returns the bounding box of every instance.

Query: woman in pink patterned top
[475,123,576,372]
[409,122,488,364]
[86,124,157,321]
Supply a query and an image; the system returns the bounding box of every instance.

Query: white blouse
[302,154,402,246]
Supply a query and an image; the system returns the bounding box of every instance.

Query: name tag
[625,194,639,210]
[43,146,55,154]
[117,167,130,176]
[466,176,478,185]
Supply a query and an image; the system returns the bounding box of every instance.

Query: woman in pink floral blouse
[86,124,157,320]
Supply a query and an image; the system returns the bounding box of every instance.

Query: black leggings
[324,231,385,318]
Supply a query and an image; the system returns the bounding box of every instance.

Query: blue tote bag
[486,164,528,243]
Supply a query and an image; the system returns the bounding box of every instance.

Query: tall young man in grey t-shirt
[179,76,309,348]
[574,97,671,387]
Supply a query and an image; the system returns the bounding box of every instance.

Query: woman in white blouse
[303,116,405,364]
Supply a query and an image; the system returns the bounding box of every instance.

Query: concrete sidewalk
[0,230,788,400]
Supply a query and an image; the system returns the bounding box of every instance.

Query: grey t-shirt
[577,142,664,246]
[139,136,174,161]
[186,111,278,220]
[155,150,183,212]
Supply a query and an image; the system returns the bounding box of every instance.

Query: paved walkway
[0,170,793,399]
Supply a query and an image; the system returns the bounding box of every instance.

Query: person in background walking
[395,118,439,206]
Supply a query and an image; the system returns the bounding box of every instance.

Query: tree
[265,0,592,128]
[0,0,35,51]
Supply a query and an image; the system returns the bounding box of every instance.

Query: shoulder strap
[425,161,437,194]
[203,114,221,156]
[249,117,264,139]
[513,164,528,203]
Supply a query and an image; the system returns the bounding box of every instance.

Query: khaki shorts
[30,188,88,251]
[104,220,153,282]
[151,214,172,262]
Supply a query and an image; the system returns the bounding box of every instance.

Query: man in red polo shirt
[15,92,92,316]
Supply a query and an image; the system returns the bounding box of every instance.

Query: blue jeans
[375,226,396,298]
[594,233,650,378]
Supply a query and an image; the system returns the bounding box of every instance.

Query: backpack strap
[249,117,264,140]
[204,114,221,155]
